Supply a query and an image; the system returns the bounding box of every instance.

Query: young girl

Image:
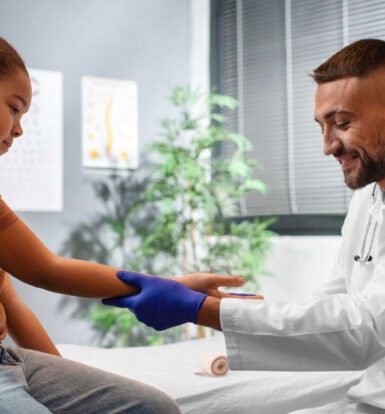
[0,38,243,414]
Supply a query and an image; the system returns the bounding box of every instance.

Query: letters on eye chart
[0,68,63,212]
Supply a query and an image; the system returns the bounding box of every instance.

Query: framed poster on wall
[81,76,138,171]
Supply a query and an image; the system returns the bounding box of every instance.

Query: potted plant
[61,87,274,346]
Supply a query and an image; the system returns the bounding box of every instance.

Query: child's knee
[108,375,180,414]
[138,386,181,414]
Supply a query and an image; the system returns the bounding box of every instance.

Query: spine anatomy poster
[82,76,138,170]
[0,68,63,212]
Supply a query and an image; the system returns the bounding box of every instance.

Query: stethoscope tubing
[354,184,378,264]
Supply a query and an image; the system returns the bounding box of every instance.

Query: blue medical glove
[102,271,207,331]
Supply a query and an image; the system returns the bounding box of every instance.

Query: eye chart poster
[0,69,63,211]
[82,76,138,170]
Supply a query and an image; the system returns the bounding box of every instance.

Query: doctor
[104,38,385,413]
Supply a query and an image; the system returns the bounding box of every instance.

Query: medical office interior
[0,0,380,413]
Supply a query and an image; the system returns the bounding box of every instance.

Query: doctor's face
[314,67,385,189]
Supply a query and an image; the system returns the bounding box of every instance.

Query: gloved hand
[102,271,207,331]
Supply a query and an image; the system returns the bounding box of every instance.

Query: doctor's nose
[323,131,341,156]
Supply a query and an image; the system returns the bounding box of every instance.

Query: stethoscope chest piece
[353,254,372,264]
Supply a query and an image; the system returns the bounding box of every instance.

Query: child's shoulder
[0,197,18,232]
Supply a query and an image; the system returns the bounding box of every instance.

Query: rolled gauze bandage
[195,352,229,376]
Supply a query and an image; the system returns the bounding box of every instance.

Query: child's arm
[0,206,242,298]
[0,218,138,298]
[0,272,61,356]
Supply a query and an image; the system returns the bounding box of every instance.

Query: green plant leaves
[209,94,238,110]
[61,86,274,347]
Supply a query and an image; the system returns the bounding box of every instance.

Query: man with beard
[104,39,385,413]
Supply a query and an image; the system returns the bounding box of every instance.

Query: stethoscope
[353,184,381,264]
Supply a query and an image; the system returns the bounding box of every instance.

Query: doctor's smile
[334,150,359,171]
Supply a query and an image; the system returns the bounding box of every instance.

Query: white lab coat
[221,182,385,409]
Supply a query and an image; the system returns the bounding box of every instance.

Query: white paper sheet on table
[58,335,363,414]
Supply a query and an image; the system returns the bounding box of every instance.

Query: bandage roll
[197,352,229,376]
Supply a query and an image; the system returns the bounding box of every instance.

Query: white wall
[260,236,342,302]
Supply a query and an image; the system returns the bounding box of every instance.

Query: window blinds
[220,0,385,216]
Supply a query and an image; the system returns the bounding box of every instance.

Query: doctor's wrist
[196,296,222,331]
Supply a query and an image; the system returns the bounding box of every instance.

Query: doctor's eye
[336,122,349,129]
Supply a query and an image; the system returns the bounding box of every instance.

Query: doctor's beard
[335,146,385,189]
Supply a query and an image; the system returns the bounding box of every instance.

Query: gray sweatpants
[0,345,181,414]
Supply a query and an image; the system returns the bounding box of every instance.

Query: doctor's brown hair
[312,38,385,84]
[0,37,27,79]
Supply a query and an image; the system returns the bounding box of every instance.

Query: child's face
[0,69,31,156]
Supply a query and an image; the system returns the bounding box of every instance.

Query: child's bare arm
[0,273,61,356]
[0,219,138,298]
[0,215,243,299]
